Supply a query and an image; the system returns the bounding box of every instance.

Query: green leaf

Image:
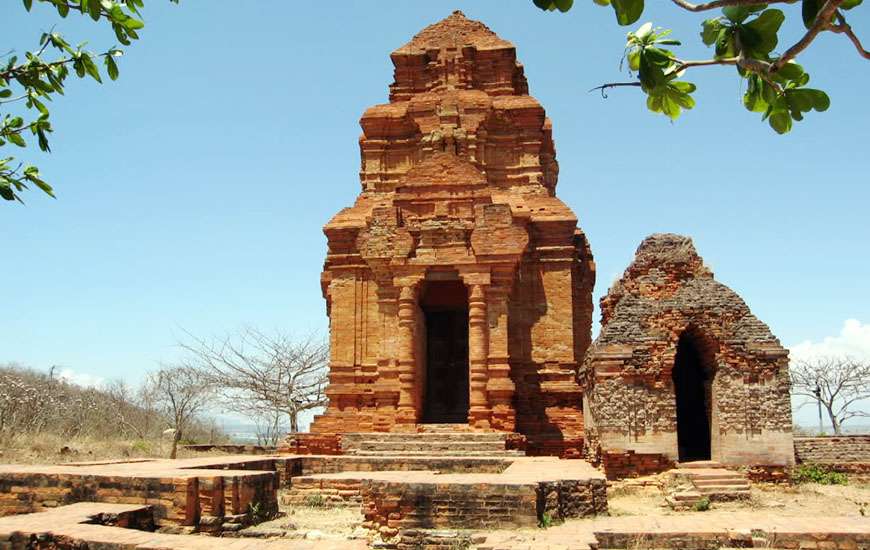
[777,62,805,81]
[701,19,722,46]
[105,55,119,80]
[0,89,11,99]
[81,54,102,83]
[88,0,102,20]
[740,9,785,58]
[8,133,26,147]
[842,0,862,8]
[554,0,574,12]
[768,110,792,134]
[23,0,33,11]
[611,0,644,26]
[802,0,821,28]
[0,180,15,201]
[723,4,766,23]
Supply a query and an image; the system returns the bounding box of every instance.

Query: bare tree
[791,356,870,435]
[178,328,328,434]
[146,364,214,459]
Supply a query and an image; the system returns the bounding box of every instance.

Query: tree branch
[773,0,844,71]
[830,12,870,60]
[588,81,642,98]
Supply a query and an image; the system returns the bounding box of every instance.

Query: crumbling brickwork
[309,11,594,456]
[582,234,794,471]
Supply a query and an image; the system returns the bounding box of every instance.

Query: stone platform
[0,501,365,549]
[287,457,607,535]
[340,430,525,457]
[0,453,605,536]
[482,513,870,550]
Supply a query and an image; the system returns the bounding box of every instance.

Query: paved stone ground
[481,513,870,549]
[0,502,368,549]
[291,456,603,485]
[2,500,868,549]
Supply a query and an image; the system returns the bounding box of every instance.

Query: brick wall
[600,451,674,480]
[794,436,870,470]
[0,468,279,529]
[279,433,342,455]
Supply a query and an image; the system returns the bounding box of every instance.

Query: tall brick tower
[309,11,595,456]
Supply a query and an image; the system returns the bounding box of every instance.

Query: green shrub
[538,512,553,529]
[303,493,326,508]
[792,464,848,485]
[692,496,711,511]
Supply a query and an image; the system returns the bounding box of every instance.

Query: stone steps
[670,465,752,502]
[348,441,508,452]
[344,449,526,457]
[342,432,507,443]
[341,430,523,457]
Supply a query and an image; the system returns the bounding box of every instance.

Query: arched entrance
[672,330,714,462]
[420,280,469,423]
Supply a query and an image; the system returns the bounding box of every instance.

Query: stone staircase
[341,425,524,457]
[666,461,751,507]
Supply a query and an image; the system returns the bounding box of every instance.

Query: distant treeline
[0,363,223,451]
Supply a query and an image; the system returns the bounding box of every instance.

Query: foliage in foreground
[532,0,867,133]
[792,463,849,485]
[2,0,177,203]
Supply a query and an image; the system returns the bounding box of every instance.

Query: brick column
[486,286,516,431]
[468,283,491,428]
[396,283,417,424]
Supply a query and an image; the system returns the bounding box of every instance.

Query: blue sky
[2,1,868,426]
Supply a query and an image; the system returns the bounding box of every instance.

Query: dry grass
[0,433,226,464]
[606,477,870,518]
[246,491,364,540]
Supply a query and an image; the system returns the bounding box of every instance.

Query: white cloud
[58,368,105,389]
[789,320,870,431]
[790,319,870,361]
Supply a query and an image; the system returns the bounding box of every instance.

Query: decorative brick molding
[279,433,342,455]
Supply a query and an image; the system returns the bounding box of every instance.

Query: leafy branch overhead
[1,0,177,204]
[533,0,867,133]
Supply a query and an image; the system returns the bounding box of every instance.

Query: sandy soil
[607,477,869,518]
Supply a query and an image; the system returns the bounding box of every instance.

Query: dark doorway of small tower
[420,279,469,424]
[672,329,714,462]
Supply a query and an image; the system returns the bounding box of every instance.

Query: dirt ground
[607,477,869,518]
[0,434,228,464]
[239,494,365,541]
[240,480,868,543]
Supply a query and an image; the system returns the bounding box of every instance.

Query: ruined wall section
[581,234,793,471]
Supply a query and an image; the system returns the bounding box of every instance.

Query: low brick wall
[182,444,276,455]
[362,479,539,537]
[284,477,363,507]
[0,472,195,525]
[0,467,279,530]
[295,455,510,476]
[794,436,870,471]
[279,433,342,455]
[600,451,674,480]
[361,476,607,537]
[538,479,608,521]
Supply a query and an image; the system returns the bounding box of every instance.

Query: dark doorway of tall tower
[672,330,713,462]
[420,280,469,424]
